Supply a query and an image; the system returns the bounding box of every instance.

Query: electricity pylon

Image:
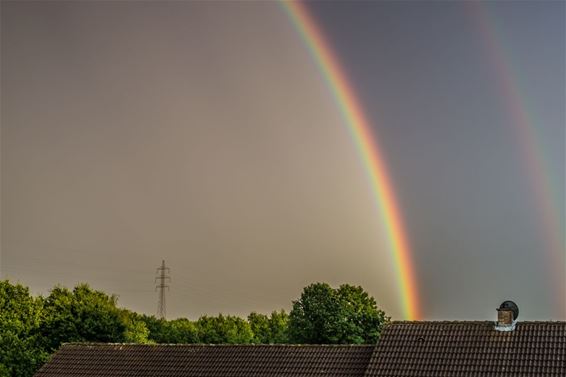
[155,260,171,319]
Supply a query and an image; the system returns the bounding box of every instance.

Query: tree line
[0,280,389,377]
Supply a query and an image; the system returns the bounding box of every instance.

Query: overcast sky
[1,1,564,320]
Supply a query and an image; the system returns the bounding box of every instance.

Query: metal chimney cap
[495,300,519,332]
[497,300,519,320]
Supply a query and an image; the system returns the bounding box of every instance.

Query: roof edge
[60,342,375,347]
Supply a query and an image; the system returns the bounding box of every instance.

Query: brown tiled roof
[34,321,566,377]
[364,321,566,377]
[35,343,374,377]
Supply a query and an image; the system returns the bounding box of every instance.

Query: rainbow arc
[282,1,420,320]
[469,3,565,315]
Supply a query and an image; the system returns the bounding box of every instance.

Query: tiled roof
[34,343,374,377]
[364,321,566,377]
[34,321,566,377]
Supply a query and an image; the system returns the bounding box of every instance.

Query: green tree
[40,284,127,351]
[196,314,253,344]
[121,310,151,344]
[137,315,198,344]
[268,310,289,343]
[248,310,289,344]
[163,318,199,343]
[137,314,167,343]
[288,282,388,344]
[248,312,270,343]
[0,280,49,377]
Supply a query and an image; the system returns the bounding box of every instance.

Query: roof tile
[35,344,374,377]
[364,321,566,377]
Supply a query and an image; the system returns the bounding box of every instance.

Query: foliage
[0,279,389,376]
[196,314,254,344]
[137,314,165,343]
[135,314,197,344]
[268,310,290,343]
[145,317,198,344]
[121,311,151,344]
[288,282,389,344]
[165,318,199,343]
[0,280,49,377]
[40,284,127,351]
[248,310,289,344]
[248,312,270,343]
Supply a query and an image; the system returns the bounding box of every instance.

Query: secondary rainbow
[469,3,565,316]
[281,1,420,320]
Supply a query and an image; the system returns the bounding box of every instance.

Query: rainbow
[281,1,420,320]
[469,3,565,316]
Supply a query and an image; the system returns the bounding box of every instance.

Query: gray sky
[1,1,564,320]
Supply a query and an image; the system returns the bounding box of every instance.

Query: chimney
[495,300,519,332]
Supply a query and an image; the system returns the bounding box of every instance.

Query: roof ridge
[389,320,566,324]
[62,342,375,347]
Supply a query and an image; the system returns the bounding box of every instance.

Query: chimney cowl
[495,300,519,332]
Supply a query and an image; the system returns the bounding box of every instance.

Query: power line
[155,260,171,319]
